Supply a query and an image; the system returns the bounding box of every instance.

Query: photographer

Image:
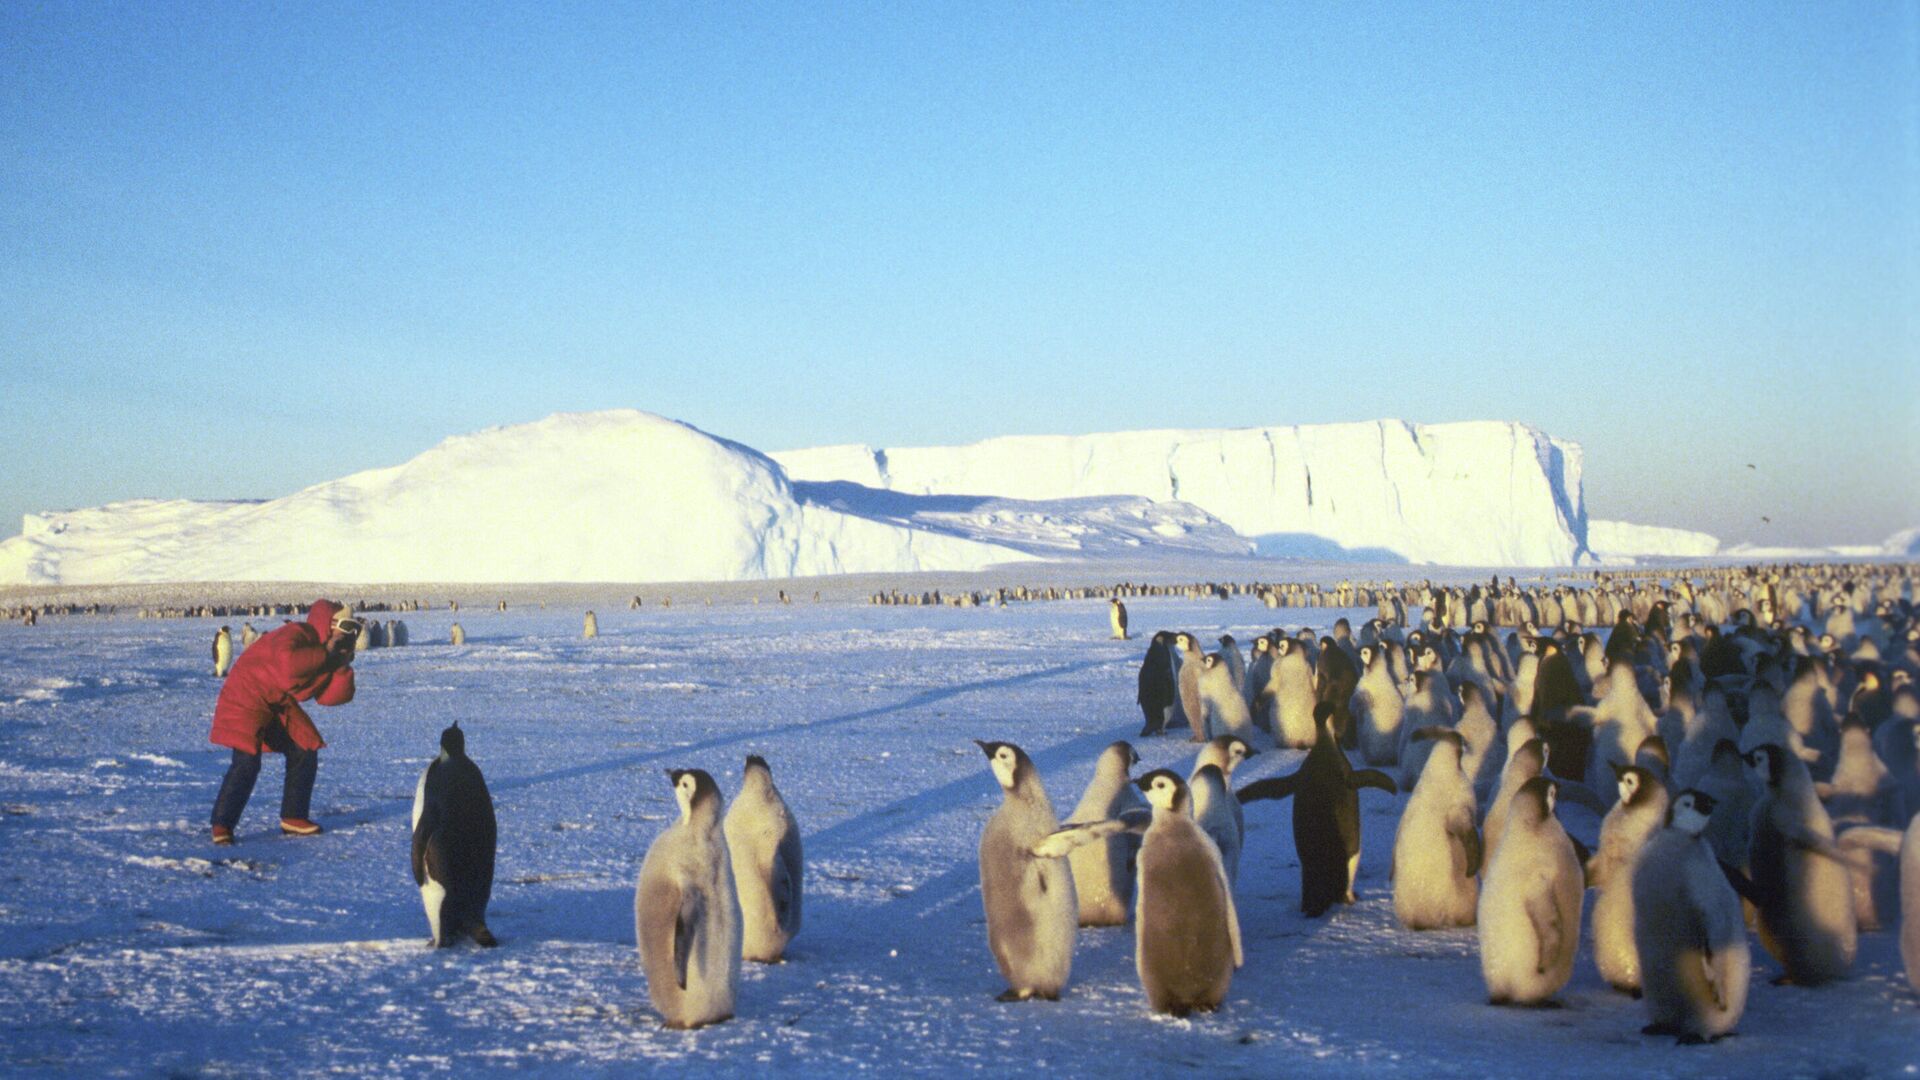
[208,599,360,844]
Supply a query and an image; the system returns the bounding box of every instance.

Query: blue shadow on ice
[1249,532,1408,563]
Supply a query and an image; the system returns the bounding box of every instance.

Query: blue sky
[3,2,1915,549]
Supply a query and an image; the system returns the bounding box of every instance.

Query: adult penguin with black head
[1239,702,1399,916]
[412,721,498,948]
[1136,631,1178,737]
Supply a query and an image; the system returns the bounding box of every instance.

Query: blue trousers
[211,722,318,827]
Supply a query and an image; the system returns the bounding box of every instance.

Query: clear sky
[3,2,1915,550]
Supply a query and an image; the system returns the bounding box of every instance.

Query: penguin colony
[70,561,1914,1035]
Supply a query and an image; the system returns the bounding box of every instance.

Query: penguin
[1531,641,1590,784]
[583,610,599,639]
[1195,654,1258,743]
[1737,743,1857,984]
[976,740,1077,1000]
[1133,769,1242,1016]
[1315,637,1360,747]
[1396,670,1456,792]
[1175,633,1208,743]
[1633,790,1751,1043]
[212,626,232,678]
[1391,727,1482,930]
[450,622,466,645]
[1110,598,1130,641]
[1454,681,1503,795]
[1352,643,1408,766]
[238,622,259,650]
[1259,637,1319,749]
[1064,741,1144,926]
[1216,634,1247,694]
[411,721,498,948]
[1190,764,1242,887]
[1589,764,1671,995]
[1694,739,1757,870]
[1136,631,1177,737]
[1566,660,1661,806]
[636,768,742,1029]
[1820,715,1901,828]
[1243,636,1275,721]
[1238,702,1399,916]
[1478,777,1584,1006]
[723,755,803,963]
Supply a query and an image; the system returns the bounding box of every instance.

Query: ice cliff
[776,420,1590,566]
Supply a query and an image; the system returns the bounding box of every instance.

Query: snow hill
[776,420,1589,565]
[0,412,1252,586]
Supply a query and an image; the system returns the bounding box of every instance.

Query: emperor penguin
[1244,637,1275,719]
[1740,743,1857,984]
[1175,633,1209,742]
[583,610,599,639]
[1238,702,1399,916]
[1821,716,1901,828]
[1133,769,1242,1016]
[212,626,233,678]
[1064,741,1144,926]
[1588,764,1671,995]
[1195,654,1257,743]
[723,755,803,963]
[1352,643,1408,766]
[450,622,467,645]
[636,768,743,1029]
[1261,637,1319,749]
[1216,634,1246,694]
[1478,777,1584,1006]
[1189,764,1242,886]
[1110,598,1130,641]
[1391,728,1482,929]
[976,740,1077,1000]
[1136,631,1178,737]
[411,721,498,948]
[1633,790,1750,1043]
[239,622,259,650]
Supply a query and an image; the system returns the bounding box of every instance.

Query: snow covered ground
[1,591,1915,1078]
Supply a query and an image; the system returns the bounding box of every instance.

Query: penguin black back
[1239,702,1398,916]
[412,721,498,947]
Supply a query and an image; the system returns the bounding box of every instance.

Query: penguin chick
[1064,741,1145,927]
[1633,790,1750,1044]
[1589,764,1670,995]
[1133,769,1242,1016]
[1478,777,1584,1006]
[724,755,803,963]
[1391,727,1482,930]
[636,769,743,1029]
[976,740,1077,1001]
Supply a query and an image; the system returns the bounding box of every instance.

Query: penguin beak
[973,739,994,758]
[1134,777,1152,792]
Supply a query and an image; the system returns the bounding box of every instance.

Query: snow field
[0,597,1915,1077]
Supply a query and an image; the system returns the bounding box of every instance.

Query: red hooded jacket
[209,599,356,753]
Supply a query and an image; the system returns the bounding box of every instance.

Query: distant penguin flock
[152,561,1918,1035]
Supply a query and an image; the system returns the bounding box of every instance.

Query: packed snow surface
[0,412,1252,586]
[777,420,1590,566]
[0,592,1915,1078]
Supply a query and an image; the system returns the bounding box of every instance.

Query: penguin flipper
[1447,808,1483,878]
[1236,774,1301,804]
[673,889,703,991]
[1837,825,1903,856]
[1218,859,1244,969]
[1523,891,1563,974]
[1033,818,1133,858]
[1779,823,1849,864]
[1716,860,1765,906]
[773,833,802,930]
[1348,769,1399,795]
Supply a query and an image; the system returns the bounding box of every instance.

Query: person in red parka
[209,599,360,844]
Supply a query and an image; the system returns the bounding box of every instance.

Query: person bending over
[208,599,359,844]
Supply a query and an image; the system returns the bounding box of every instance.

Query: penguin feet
[210,825,234,846]
[1641,1021,1682,1037]
[995,989,1028,1003]
[470,925,498,948]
